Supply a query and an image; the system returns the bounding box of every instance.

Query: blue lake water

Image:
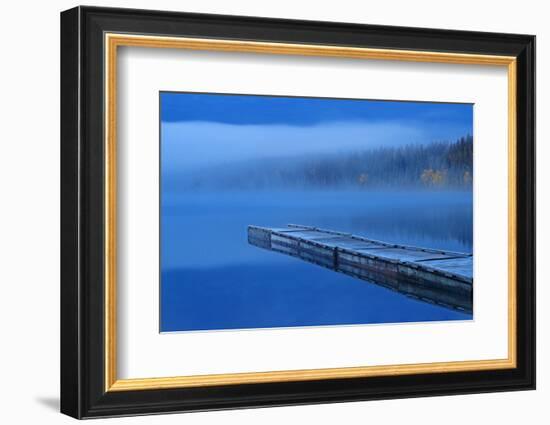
[160,190,473,332]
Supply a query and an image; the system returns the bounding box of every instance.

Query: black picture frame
[61,5,535,419]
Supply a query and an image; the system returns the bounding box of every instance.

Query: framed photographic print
[60,6,535,419]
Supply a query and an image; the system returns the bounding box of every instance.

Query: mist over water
[161,190,473,332]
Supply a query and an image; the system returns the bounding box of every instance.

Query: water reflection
[161,190,473,332]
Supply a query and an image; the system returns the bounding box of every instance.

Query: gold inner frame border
[104,33,517,392]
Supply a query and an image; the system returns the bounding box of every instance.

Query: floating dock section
[248,224,473,314]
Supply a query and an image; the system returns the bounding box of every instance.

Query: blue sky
[161,92,473,171]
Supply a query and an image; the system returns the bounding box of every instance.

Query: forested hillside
[181,135,473,190]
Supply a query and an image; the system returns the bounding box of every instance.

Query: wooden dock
[248,224,473,314]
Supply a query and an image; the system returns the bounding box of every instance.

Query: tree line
[184,135,473,190]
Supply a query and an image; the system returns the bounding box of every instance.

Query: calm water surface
[161,190,473,332]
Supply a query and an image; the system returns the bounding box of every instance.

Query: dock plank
[419,257,474,279]
[358,247,465,263]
